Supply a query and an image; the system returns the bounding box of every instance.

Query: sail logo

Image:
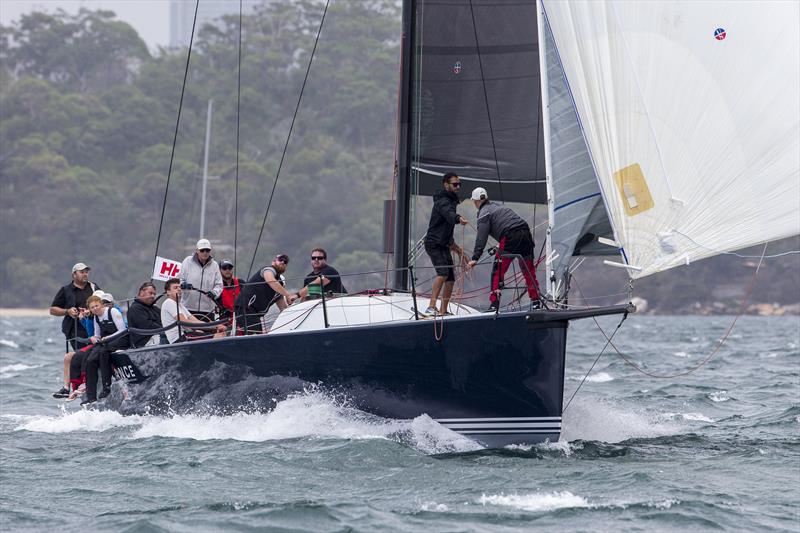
[452,61,462,75]
[714,28,726,40]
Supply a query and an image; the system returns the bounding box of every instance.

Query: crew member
[424,173,468,316]
[235,254,296,334]
[66,294,128,404]
[50,262,99,398]
[127,282,162,348]
[467,187,541,310]
[217,259,242,318]
[179,238,223,321]
[162,278,225,343]
[297,248,346,301]
[85,294,129,404]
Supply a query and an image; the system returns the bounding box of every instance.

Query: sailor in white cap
[178,238,223,321]
[50,262,100,398]
[467,187,541,311]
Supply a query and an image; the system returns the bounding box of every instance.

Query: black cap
[219,259,234,268]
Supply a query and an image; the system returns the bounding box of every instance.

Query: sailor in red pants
[466,187,540,311]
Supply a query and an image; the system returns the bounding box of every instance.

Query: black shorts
[424,243,455,282]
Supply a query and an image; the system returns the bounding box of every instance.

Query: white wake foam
[708,390,730,403]
[662,412,714,423]
[15,409,142,433]
[0,363,42,379]
[0,339,20,349]
[10,391,482,454]
[560,399,683,443]
[567,371,613,383]
[479,491,590,512]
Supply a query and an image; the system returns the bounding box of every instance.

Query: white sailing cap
[101,293,114,303]
[471,187,488,201]
[92,290,106,299]
[72,262,90,272]
[196,238,212,250]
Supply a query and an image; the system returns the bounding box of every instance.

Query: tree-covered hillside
[1,3,797,312]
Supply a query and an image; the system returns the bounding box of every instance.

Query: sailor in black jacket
[127,282,163,348]
[423,172,468,315]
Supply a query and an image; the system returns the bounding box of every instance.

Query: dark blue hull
[114,306,631,447]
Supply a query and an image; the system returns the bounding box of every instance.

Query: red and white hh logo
[152,256,181,282]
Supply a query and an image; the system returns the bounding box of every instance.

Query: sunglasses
[276,255,289,264]
[311,256,325,261]
[220,265,233,270]
[449,181,461,188]
[199,249,211,253]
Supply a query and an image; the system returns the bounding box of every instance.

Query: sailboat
[110,0,799,448]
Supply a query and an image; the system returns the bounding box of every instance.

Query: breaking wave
[560,398,684,443]
[479,491,589,512]
[0,363,42,379]
[11,390,481,455]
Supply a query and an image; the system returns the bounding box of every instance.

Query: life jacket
[220,278,241,312]
[236,267,281,314]
[95,307,120,337]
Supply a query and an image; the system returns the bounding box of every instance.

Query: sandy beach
[0,308,51,317]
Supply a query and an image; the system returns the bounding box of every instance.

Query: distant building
[169,1,259,48]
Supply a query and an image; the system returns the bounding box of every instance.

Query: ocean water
[0,315,798,532]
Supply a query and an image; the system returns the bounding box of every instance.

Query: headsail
[410,0,547,204]
[540,9,614,298]
[544,1,800,278]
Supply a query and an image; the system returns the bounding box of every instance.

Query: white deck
[267,293,480,334]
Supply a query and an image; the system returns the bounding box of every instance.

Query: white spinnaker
[543,1,800,278]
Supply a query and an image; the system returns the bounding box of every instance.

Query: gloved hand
[205,290,216,299]
[180,282,193,290]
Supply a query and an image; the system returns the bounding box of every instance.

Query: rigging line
[576,243,768,379]
[152,0,200,273]
[247,0,330,278]
[467,0,505,204]
[234,0,243,277]
[672,230,800,259]
[562,311,627,414]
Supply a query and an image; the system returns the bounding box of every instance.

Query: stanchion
[319,274,329,328]
[409,265,419,320]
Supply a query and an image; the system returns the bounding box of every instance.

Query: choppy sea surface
[0,315,798,532]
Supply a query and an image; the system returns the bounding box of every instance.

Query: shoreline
[0,308,51,317]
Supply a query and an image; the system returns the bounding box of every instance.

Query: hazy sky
[0,0,171,49]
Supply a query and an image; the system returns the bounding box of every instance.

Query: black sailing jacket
[424,189,461,247]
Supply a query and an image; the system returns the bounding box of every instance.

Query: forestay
[543,1,800,278]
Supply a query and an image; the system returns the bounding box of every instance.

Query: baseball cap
[219,259,234,268]
[101,292,114,303]
[196,238,212,250]
[471,187,488,201]
[92,289,106,299]
[72,262,90,273]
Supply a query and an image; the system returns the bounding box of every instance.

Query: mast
[200,99,213,239]
[392,0,415,291]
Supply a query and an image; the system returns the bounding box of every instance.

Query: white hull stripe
[441,422,561,429]
[455,429,561,434]
[435,417,561,423]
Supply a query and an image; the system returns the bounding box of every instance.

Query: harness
[95,308,119,337]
